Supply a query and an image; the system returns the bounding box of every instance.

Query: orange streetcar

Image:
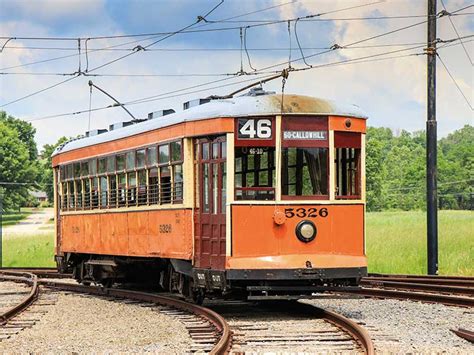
[52,89,368,302]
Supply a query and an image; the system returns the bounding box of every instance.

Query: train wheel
[100,278,114,288]
[191,288,205,305]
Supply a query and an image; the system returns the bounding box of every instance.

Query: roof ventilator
[148,109,176,119]
[109,121,135,131]
[183,98,211,110]
[86,129,108,137]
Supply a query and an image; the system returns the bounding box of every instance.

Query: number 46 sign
[237,118,272,139]
[235,117,274,146]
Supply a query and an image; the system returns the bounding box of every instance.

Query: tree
[0,124,37,211]
[0,111,37,160]
[40,137,69,203]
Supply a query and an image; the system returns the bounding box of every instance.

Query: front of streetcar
[192,92,368,299]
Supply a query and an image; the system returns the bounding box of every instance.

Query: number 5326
[284,207,328,218]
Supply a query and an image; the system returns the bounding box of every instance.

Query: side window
[335,132,361,199]
[158,140,183,204]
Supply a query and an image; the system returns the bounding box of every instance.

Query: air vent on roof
[242,87,276,97]
[183,98,211,110]
[86,129,108,137]
[109,121,134,131]
[148,109,175,119]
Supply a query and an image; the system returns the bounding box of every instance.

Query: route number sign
[238,118,272,139]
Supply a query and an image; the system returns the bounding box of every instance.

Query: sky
[0,0,473,150]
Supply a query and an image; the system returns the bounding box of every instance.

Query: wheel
[192,289,205,305]
[100,278,114,288]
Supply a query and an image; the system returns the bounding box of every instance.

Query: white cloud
[0,0,472,150]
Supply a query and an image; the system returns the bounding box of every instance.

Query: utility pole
[426,0,438,275]
[0,192,3,267]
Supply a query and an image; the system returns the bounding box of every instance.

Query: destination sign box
[283,131,327,140]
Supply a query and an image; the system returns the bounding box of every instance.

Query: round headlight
[295,220,317,243]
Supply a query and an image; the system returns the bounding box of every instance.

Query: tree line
[0,110,472,212]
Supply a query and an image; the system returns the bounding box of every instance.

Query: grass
[366,210,473,276]
[1,210,472,275]
[1,209,33,227]
[1,233,55,267]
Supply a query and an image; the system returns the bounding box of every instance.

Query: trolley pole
[426,0,438,275]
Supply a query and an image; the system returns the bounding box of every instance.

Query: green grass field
[366,210,473,276]
[1,209,32,227]
[1,210,472,274]
[2,233,55,267]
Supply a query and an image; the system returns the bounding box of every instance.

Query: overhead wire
[440,0,473,65]
[86,0,225,72]
[0,75,78,108]
[21,42,433,123]
[0,1,388,71]
[244,27,257,72]
[2,4,472,113]
[1,3,472,46]
[0,0,226,108]
[437,53,473,110]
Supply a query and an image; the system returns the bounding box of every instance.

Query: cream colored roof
[53,93,367,156]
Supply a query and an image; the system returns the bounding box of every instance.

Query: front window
[235,147,275,200]
[281,116,329,199]
[281,147,328,197]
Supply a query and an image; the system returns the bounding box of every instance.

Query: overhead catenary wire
[437,53,473,110]
[2,5,471,112]
[3,37,473,54]
[22,43,430,123]
[0,75,78,108]
[0,0,226,107]
[0,1,389,71]
[2,4,470,73]
[440,0,473,65]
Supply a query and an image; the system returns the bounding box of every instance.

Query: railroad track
[0,271,59,342]
[0,271,39,325]
[354,274,474,308]
[207,300,374,354]
[25,279,231,354]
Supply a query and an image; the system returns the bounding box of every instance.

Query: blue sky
[0,0,472,148]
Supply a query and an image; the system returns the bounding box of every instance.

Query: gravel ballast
[1,291,192,353]
[304,297,474,353]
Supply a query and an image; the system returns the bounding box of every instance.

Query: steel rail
[293,302,375,355]
[337,287,474,308]
[0,271,39,324]
[39,280,232,354]
[366,275,474,287]
[450,328,474,343]
[369,273,474,281]
[0,268,71,279]
[361,279,474,296]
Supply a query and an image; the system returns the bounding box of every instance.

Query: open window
[335,132,361,199]
[281,147,328,197]
[281,116,329,200]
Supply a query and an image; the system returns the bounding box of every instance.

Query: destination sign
[283,131,327,140]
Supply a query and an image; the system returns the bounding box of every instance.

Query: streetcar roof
[52,94,367,156]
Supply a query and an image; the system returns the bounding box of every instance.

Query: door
[194,136,227,269]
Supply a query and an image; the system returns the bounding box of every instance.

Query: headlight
[295,220,317,243]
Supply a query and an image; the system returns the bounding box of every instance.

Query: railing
[60,182,183,211]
